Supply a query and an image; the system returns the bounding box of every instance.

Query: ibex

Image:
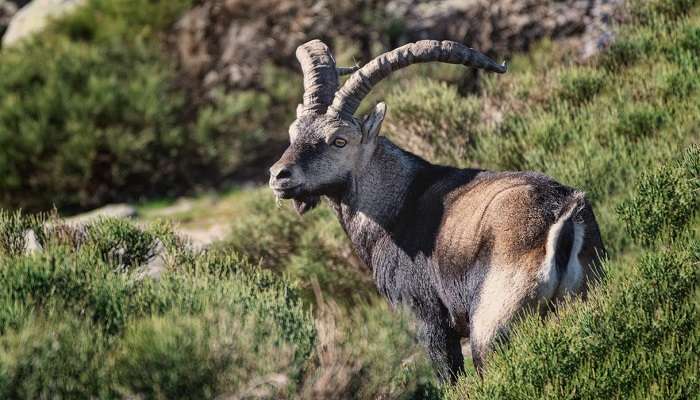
[269,40,606,382]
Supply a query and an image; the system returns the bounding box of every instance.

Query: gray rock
[64,203,138,225]
[23,229,42,254]
[138,239,168,279]
[2,0,85,47]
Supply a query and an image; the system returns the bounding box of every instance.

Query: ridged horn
[327,40,506,120]
[296,39,339,114]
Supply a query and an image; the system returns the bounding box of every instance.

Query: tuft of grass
[558,67,606,105]
[614,104,667,140]
[0,210,46,257]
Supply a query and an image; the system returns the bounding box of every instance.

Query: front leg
[418,318,464,384]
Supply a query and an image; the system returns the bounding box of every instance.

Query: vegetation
[0,214,315,398]
[0,0,295,211]
[0,0,698,398]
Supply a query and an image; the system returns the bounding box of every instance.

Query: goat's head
[269,39,506,214]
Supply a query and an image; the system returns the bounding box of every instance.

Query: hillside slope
[0,0,698,398]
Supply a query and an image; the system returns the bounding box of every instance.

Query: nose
[270,164,292,180]
[275,167,292,179]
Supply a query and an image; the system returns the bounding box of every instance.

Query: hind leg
[417,317,465,383]
[469,311,516,376]
[469,268,531,376]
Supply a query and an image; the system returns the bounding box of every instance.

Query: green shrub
[384,78,482,164]
[631,0,697,22]
[558,68,606,105]
[602,32,655,70]
[662,65,699,97]
[215,189,373,306]
[84,218,158,269]
[0,0,276,211]
[0,210,46,257]
[0,317,112,399]
[286,213,373,306]
[617,146,699,245]
[0,213,316,397]
[615,104,667,140]
[216,191,315,270]
[115,311,297,399]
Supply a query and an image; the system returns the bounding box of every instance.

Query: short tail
[539,192,587,299]
[553,192,586,277]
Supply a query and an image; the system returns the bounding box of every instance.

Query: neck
[327,138,427,266]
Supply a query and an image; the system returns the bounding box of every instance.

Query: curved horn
[296,39,340,114]
[327,40,507,120]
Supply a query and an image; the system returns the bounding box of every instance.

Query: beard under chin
[292,195,320,215]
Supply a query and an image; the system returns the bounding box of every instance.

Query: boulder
[386,0,623,58]
[171,0,623,99]
[2,0,85,47]
[171,0,333,96]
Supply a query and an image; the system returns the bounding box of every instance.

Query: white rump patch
[537,205,586,300]
[557,223,585,296]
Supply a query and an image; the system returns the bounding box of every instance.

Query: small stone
[23,229,41,254]
[140,239,168,279]
[65,204,138,225]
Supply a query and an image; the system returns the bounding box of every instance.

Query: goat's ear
[361,102,386,143]
[296,104,305,118]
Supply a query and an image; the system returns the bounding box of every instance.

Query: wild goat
[269,40,606,382]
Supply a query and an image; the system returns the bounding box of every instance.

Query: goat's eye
[332,138,347,148]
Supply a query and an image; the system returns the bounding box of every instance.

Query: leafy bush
[615,104,667,140]
[114,311,297,399]
[0,0,275,211]
[558,67,606,105]
[384,78,481,164]
[0,317,112,399]
[617,146,699,245]
[214,189,373,307]
[602,30,656,70]
[0,213,315,398]
[83,217,158,269]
